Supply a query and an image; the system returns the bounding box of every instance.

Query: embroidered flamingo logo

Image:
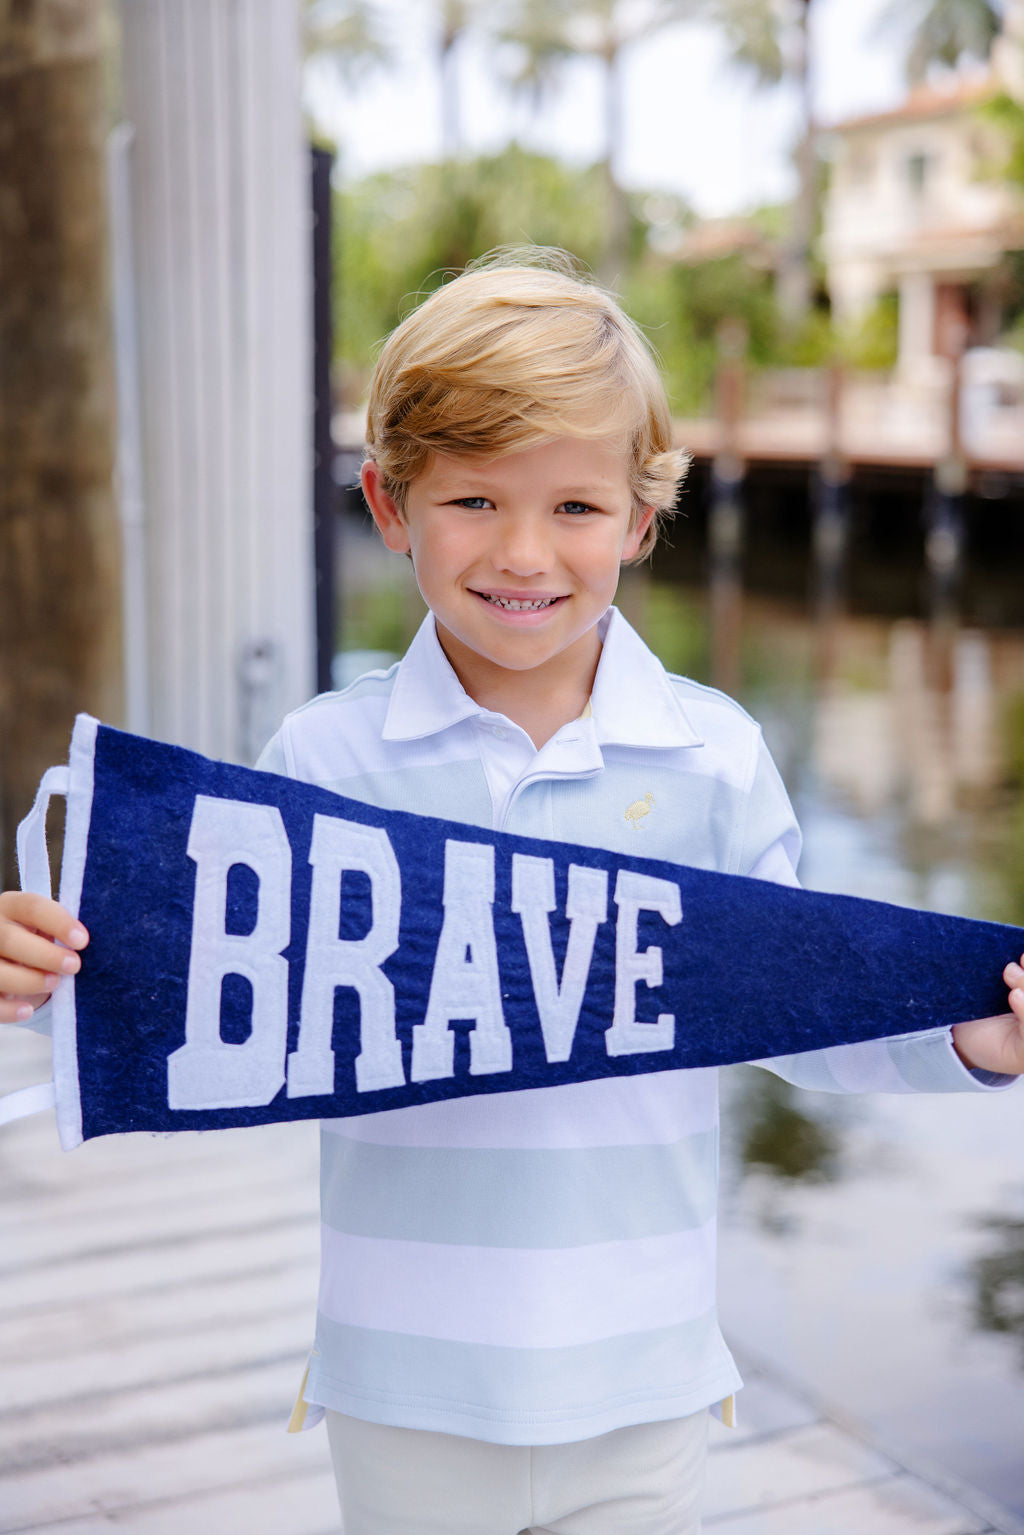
[624,791,654,830]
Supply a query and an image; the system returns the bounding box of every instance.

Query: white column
[828,260,882,329]
[116,0,313,762]
[897,271,936,377]
[994,0,1024,98]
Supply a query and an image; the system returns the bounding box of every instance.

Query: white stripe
[51,713,98,1151]
[821,1038,916,1094]
[16,765,70,898]
[317,1221,718,1348]
[323,1069,719,1150]
[0,1081,56,1128]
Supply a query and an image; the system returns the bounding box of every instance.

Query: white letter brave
[168,797,291,1109]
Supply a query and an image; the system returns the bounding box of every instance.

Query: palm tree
[0,0,123,887]
[706,0,817,330]
[306,0,478,158]
[303,0,390,85]
[879,0,1003,84]
[303,0,391,145]
[497,1,699,281]
[437,1,477,159]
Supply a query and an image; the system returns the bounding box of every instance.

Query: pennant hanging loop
[1,766,71,1130]
[16,765,71,899]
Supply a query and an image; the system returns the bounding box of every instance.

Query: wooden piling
[710,320,747,693]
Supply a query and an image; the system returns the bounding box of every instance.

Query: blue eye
[560,501,594,516]
[453,497,490,509]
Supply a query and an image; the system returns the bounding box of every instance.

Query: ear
[362,460,411,555]
[621,505,655,562]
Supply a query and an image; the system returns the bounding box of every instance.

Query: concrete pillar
[827,261,880,330]
[897,271,936,376]
[994,0,1024,98]
[116,0,313,762]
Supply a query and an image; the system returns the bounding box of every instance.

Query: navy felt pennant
[7,714,1023,1149]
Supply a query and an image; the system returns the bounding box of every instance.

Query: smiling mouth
[478,594,564,611]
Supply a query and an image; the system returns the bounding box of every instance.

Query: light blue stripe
[752,1051,847,1093]
[887,1029,993,1093]
[307,1309,738,1444]
[526,760,747,869]
[313,762,493,823]
[320,1130,719,1248]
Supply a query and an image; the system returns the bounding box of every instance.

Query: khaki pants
[325,1409,708,1535]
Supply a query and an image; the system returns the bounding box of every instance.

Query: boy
[2,248,1023,1535]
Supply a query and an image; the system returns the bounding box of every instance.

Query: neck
[436,624,602,749]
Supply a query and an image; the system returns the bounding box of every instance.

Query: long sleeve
[255,728,291,777]
[736,734,1017,1096]
[14,999,52,1038]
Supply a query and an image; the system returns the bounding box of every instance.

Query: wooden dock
[2,1024,1022,1535]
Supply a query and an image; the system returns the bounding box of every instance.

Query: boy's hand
[0,892,88,1023]
[951,955,1024,1076]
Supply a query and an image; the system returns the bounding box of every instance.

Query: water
[338,513,1024,1514]
[631,574,1024,1515]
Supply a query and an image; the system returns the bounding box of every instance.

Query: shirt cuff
[946,1028,1019,1091]
[15,998,53,1038]
[885,1026,1019,1093]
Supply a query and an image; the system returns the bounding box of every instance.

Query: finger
[0,892,88,949]
[0,894,87,976]
[1003,959,1024,989]
[1009,987,1024,1023]
[0,991,51,1024]
[0,958,64,997]
[0,920,83,980]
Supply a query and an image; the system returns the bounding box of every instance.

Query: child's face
[363,436,653,690]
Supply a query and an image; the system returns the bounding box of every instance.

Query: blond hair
[363,248,689,560]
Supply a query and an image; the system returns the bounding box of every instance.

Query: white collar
[590,609,704,750]
[381,608,704,751]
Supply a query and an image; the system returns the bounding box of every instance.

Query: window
[906,151,931,194]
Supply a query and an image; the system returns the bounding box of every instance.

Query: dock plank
[8,1470,341,1535]
[703,1420,896,1518]
[3,1025,1021,1535]
[0,1307,313,1417]
[0,1420,334,1533]
[704,1467,991,1534]
[0,1355,309,1477]
[0,1258,317,1367]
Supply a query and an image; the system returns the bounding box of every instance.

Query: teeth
[484,595,558,610]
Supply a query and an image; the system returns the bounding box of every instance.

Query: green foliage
[333,146,611,393]
[876,0,1002,84]
[992,691,1024,926]
[732,1068,841,1184]
[304,0,390,76]
[838,290,900,371]
[777,306,835,367]
[624,254,779,414]
[639,582,708,678]
[982,92,1024,189]
[344,577,425,655]
[333,148,842,416]
[970,1215,1024,1356]
[707,0,786,87]
[1004,689,1024,787]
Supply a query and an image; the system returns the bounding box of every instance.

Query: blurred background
[2,0,1024,1523]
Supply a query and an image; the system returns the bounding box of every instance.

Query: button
[490,725,508,740]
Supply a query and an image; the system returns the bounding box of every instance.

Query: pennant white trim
[0,1080,57,1127]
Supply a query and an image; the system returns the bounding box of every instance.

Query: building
[822,33,1024,385]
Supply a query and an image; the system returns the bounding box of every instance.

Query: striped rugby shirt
[258,607,1005,1444]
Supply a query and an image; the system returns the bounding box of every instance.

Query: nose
[492,511,551,576]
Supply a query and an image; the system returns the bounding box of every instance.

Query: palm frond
[303,0,390,80]
[706,0,786,86]
[875,0,1003,85]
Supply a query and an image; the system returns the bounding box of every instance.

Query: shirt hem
[302,1360,743,1445]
